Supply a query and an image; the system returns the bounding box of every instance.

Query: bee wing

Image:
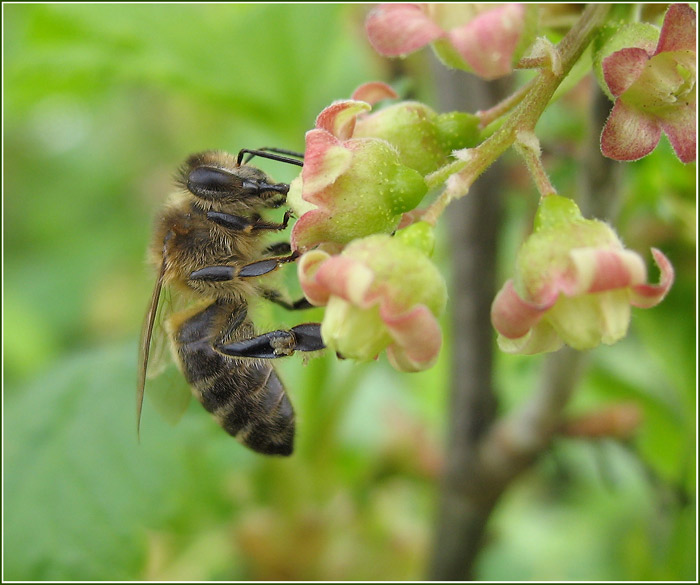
[141,359,192,426]
[137,257,168,438]
[144,285,175,379]
[137,260,193,437]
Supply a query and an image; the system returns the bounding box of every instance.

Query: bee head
[177,151,288,209]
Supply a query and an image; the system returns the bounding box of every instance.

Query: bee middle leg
[189,252,300,282]
[261,288,314,311]
[264,242,291,256]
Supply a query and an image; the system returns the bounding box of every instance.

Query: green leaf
[4,344,253,580]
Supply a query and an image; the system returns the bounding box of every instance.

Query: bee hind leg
[216,323,324,359]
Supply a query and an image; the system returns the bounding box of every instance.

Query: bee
[137,148,324,456]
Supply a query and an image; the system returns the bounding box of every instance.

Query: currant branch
[425,4,610,220]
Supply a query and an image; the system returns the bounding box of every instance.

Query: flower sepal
[354,101,479,175]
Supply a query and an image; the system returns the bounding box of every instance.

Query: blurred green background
[3,4,696,581]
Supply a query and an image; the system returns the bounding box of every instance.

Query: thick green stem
[425,4,610,218]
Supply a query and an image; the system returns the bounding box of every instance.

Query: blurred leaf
[144,362,192,426]
[4,343,255,580]
[5,4,378,128]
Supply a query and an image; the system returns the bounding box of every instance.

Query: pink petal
[315,100,371,141]
[366,3,444,56]
[351,81,399,105]
[497,321,564,355]
[660,102,697,163]
[491,279,557,339]
[297,250,333,305]
[301,129,353,198]
[601,100,662,161]
[313,256,376,307]
[290,209,330,252]
[602,47,651,97]
[382,304,442,372]
[568,248,647,295]
[630,248,675,308]
[447,4,524,80]
[655,3,697,54]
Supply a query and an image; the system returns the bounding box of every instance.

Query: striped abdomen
[172,300,295,456]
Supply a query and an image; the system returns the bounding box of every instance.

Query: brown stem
[577,83,623,220]
[426,67,509,581]
[426,7,614,580]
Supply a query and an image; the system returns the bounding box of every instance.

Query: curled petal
[383,304,442,372]
[603,47,652,97]
[569,248,647,295]
[313,255,375,307]
[447,4,525,80]
[301,129,353,198]
[601,100,662,161]
[491,279,556,339]
[630,248,675,308]
[655,3,697,54]
[366,3,444,56]
[297,250,333,305]
[315,100,372,141]
[497,321,564,355]
[290,209,333,252]
[660,103,697,163]
[351,81,398,105]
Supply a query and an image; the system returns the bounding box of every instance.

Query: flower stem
[424,4,610,221]
[476,77,536,129]
[514,130,557,198]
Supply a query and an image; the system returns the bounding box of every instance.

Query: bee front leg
[216,323,325,359]
[207,209,292,232]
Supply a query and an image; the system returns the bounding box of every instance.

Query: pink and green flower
[288,83,477,251]
[298,222,447,372]
[491,195,674,354]
[599,4,696,163]
[365,4,536,80]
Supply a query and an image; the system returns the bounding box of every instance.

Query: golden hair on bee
[138,148,324,456]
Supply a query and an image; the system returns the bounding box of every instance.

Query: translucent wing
[137,259,192,437]
[141,360,192,426]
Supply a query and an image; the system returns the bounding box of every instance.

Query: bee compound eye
[187,166,240,198]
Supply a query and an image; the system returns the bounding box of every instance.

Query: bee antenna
[237,148,304,167]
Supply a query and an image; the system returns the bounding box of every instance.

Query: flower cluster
[288,82,477,252]
[287,83,469,371]
[286,5,683,372]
